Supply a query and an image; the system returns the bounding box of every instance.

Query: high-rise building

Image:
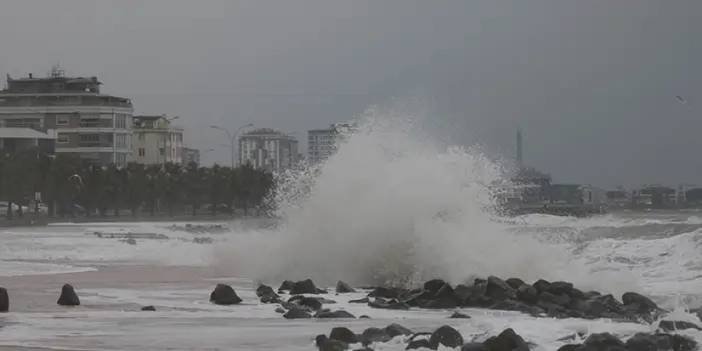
[238,128,298,172]
[307,122,356,164]
[132,115,184,165]
[0,68,133,166]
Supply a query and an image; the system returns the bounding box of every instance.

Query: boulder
[449,311,471,319]
[350,297,369,304]
[483,328,529,351]
[455,283,489,307]
[361,327,392,345]
[359,315,370,319]
[141,305,156,311]
[624,333,658,351]
[506,278,525,290]
[532,279,551,293]
[556,345,581,351]
[622,292,658,314]
[336,281,356,293]
[538,291,571,307]
[315,335,348,351]
[490,299,545,316]
[274,307,285,313]
[424,279,448,292]
[368,287,406,299]
[57,284,80,306]
[429,325,463,349]
[209,284,242,305]
[384,323,413,337]
[658,320,702,331]
[516,284,539,304]
[547,281,574,295]
[315,310,356,318]
[290,279,321,294]
[406,339,431,350]
[283,307,312,319]
[288,295,323,311]
[0,287,7,312]
[257,284,280,303]
[485,276,516,301]
[279,280,295,292]
[368,298,410,310]
[462,343,488,351]
[330,327,358,344]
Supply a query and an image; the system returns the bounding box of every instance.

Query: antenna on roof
[49,64,65,78]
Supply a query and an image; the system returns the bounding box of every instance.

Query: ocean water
[1,116,701,349]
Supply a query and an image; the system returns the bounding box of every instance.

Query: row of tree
[0,149,275,218]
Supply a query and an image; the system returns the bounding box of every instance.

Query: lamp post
[210,123,253,168]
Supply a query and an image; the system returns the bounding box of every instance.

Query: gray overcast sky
[1,0,700,188]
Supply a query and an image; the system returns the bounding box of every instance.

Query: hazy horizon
[1,0,700,189]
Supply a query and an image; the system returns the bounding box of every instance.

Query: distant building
[512,167,552,204]
[183,147,200,166]
[0,67,133,166]
[605,188,630,208]
[307,122,357,164]
[239,128,298,172]
[633,185,677,208]
[132,115,183,165]
[0,127,55,155]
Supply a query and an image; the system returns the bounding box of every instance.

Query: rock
[368,287,406,299]
[350,297,369,304]
[624,333,658,351]
[538,291,571,307]
[141,305,156,311]
[462,343,488,351]
[449,311,471,319]
[485,276,517,301]
[316,335,348,351]
[315,310,356,318]
[547,281,574,295]
[532,279,551,293]
[361,327,392,345]
[581,294,624,317]
[283,307,312,319]
[429,325,463,349]
[506,278,525,290]
[384,323,413,337]
[0,287,7,312]
[368,298,410,310]
[279,280,295,292]
[275,307,285,313]
[257,284,281,303]
[290,279,321,294]
[455,283,489,307]
[209,284,242,305]
[330,327,358,344]
[406,339,431,350]
[359,315,370,319]
[516,284,539,304]
[483,328,529,351]
[424,279,448,292]
[622,292,658,314]
[582,333,624,350]
[57,284,80,306]
[490,299,545,316]
[658,320,702,331]
[556,345,581,351]
[288,295,323,311]
[336,281,356,293]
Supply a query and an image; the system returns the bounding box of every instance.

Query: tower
[516,128,523,168]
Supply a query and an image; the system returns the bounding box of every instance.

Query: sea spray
[214,107,632,291]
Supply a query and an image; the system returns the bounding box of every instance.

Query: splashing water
[217,108,627,289]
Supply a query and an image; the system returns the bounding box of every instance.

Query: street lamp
[210,123,253,168]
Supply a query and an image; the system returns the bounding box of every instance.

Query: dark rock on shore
[560,331,697,351]
[368,297,410,310]
[279,280,295,292]
[330,327,358,344]
[622,292,659,315]
[483,328,529,351]
[336,281,355,293]
[462,342,488,351]
[141,305,156,311]
[290,279,325,294]
[288,295,323,311]
[209,284,242,305]
[315,335,348,351]
[316,310,356,318]
[368,286,407,299]
[256,284,280,303]
[429,325,463,349]
[486,276,517,301]
[385,323,413,337]
[450,311,471,319]
[0,287,7,312]
[406,279,459,309]
[406,339,431,350]
[283,307,312,319]
[350,297,369,304]
[361,327,393,345]
[57,284,80,306]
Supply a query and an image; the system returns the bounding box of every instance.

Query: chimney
[28,73,33,79]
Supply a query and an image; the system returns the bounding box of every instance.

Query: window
[138,148,145,157]
[159,147,165,156]
[79,134,100,142]
[56,116,69,126]
[57,133,69,143]
[115,114,127,129]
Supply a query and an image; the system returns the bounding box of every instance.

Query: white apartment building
[0,68,133,166]
[132,115,184,165]
[239,128,298,172]
[307,122,356,164]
